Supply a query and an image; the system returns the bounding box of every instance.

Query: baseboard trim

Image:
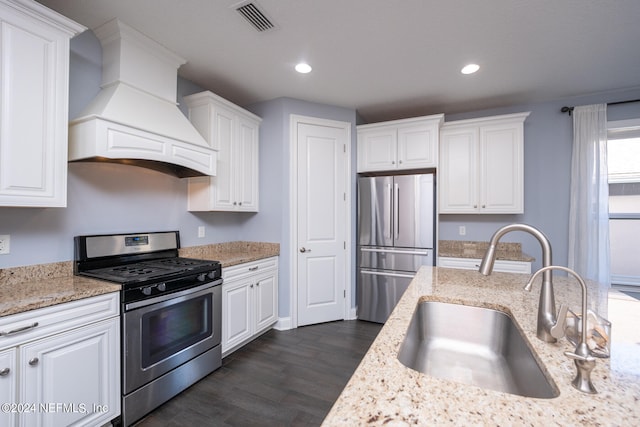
[274,316,292,331]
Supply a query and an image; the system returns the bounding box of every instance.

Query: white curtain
[568,104,610,292]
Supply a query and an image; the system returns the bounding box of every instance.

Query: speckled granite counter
[0,261,120,317]
[439,240,535,262]
[1,241,279,318]
[324,267,639,426]
[179,241,279,267]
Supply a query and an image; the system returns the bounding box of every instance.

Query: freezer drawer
[357,269,414,323]
[359,247,433,273]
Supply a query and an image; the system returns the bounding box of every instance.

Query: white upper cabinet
[185,91,261,212]
[0,0,84,207]
[357,114,444,172]
[439,112,530,214]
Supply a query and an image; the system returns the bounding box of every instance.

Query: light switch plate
[197,226,205,238]
[0,235,10,254]
[458,226,466,236]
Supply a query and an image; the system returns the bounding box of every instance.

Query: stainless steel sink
[397,301,559,398]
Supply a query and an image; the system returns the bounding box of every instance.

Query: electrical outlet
[198,226,205,238]
[458,226,466,236]
[0,235,10,254]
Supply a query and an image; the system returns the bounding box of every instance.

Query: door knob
[299,247,311,253]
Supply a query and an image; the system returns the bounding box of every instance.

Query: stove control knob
[207,271,217,279]
[197,273,206,282]
[141,287,152,296]
[157,283,166,292]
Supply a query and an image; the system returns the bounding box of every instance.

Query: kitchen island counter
[324,267,639,426]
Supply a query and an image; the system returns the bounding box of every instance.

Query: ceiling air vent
[235,1,276,32]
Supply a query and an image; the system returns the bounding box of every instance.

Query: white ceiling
[38,0,640,122]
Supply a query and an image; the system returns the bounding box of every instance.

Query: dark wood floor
[134,320,382,427]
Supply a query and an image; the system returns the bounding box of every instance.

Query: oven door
[123,281,222,394]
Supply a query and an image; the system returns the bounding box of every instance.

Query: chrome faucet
[525,265,597,394]
[479,223,560,342]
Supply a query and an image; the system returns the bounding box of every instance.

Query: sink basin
[397,301,559,398]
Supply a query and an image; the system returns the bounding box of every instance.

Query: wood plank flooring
[134,320,382,427]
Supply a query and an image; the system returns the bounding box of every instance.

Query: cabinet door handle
[250,284,254,288]
[248,266,259,271]
[28,357,39,366]
[0,322,39,337]
[0,368,9,376]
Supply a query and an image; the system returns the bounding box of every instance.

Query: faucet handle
[564,350,596,363]
[550,303,569,339]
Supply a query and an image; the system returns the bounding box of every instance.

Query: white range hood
[69,19,216,178]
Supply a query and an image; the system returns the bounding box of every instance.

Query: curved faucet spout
[478,223,557,342]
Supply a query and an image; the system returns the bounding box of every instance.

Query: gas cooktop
[74,231,221,288]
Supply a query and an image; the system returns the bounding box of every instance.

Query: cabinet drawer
[0,293,119,349]
[222,257,278,282]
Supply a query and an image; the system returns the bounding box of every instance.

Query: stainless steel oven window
[123,284,221,395]
[141,294,212,368]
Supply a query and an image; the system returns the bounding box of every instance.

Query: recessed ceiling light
[461,63,480,75]
[295,62,312,74]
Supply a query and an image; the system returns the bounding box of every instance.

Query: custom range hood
[69,19,216,178]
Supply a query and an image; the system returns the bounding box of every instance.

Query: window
[608,119,640,289]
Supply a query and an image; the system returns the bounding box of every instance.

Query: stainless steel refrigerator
[357,173,435,323]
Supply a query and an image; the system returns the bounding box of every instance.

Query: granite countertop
[439,240,535,262]
[0,261,120,317]
[1,241,279,318]
[179,241,279,267]
[324,267,640,426]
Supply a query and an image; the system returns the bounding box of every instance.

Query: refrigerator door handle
[394,182,400,240]
[385,183,393,240]
[360,247,431,256]
[360,269,415,279]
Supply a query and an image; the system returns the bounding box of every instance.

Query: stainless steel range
[74,231,222,427]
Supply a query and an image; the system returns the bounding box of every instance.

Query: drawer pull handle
[248,266,259,271]
[0,322,39,337]
[0,368,9,376]
[28,357,39,366]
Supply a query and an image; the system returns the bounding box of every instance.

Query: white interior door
[294,117,349,327]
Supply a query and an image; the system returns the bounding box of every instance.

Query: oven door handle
[125,278,223,311]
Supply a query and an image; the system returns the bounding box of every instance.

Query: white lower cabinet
[0,293,120,427]
[0,348,17,427]
[438,256,532,274]
[222,257,278,356]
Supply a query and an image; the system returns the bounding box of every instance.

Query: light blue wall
[439,89,640,272]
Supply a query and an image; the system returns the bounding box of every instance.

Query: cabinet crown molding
[357,113,444,130]
[183,90,262,123]
[441,111,530,128]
